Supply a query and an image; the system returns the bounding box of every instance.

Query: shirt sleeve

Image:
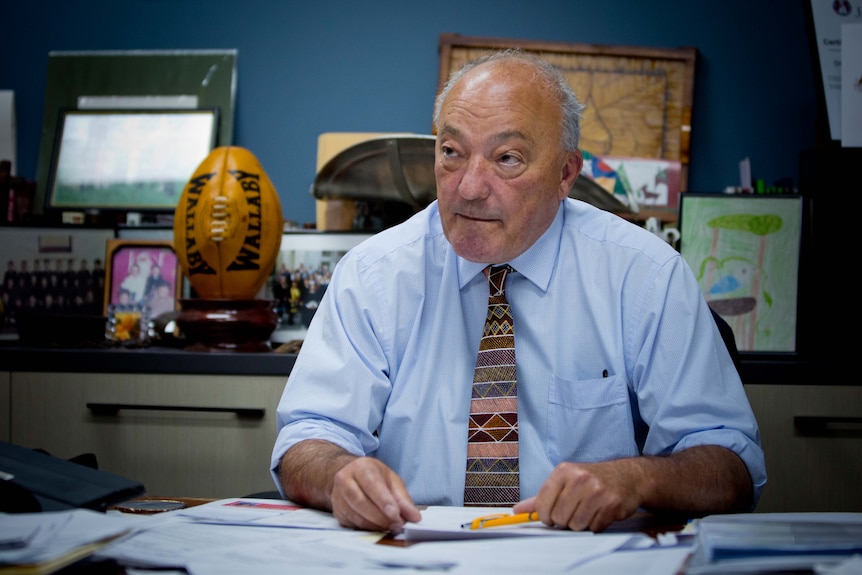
[270,251,392,492]
[631,254,767,507]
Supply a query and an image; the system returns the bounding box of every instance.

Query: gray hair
[433,48,585,152]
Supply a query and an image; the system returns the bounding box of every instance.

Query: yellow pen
[461,511,540,530]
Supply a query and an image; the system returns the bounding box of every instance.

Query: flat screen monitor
[45,108,219,213]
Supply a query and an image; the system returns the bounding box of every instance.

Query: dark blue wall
[0,1,818,227]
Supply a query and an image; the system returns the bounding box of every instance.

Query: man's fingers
[331,457,418,532]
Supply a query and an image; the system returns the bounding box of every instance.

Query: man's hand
[329,456,421,533]
[512,446,753,533]
[278,439,421,533]
[513,460,641,532]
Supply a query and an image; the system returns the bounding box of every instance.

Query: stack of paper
[685,512,862,574]
[0,509,143,574]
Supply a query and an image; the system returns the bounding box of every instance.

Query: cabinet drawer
[10,372,288,499]
[746,384,862,513]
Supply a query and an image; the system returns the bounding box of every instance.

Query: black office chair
[244,490,282,499]
[710,307,741,373]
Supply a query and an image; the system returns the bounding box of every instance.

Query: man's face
[435,60,582,263]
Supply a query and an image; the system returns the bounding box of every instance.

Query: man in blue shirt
[271,49,766,534]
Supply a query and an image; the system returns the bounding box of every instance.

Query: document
[0,91,13,170]
[174,497,343,530]
[0,508,144,573]
[95,503,666,574]
[841,22,862,147]
[402,505,585,541]
[809,0,862,140]
[685,512,862,574]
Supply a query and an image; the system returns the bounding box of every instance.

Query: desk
[30,500,860,575]
[101,500,692,574]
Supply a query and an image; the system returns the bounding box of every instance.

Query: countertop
[0,341,833,384]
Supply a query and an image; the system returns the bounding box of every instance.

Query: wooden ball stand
[175,299,278,353]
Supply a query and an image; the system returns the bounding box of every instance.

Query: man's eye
[440,145,458,158]
[499,153,520,166]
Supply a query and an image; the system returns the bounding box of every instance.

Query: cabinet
[3,346,856,512]
[745,384,862,513]
[9,372,288,499]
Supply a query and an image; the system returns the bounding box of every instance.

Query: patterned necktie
[464,264,519,506]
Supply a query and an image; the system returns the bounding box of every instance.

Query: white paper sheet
[0,91,15,170]
[809,0,862,139]
[841,22,862,147]
[403,505,588,541]
[0,508,145,567]
[175,497,344,530]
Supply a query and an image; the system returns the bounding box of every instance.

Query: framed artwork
[0,226,115,336]
[104,239,182,319]
[581,152,682,210]
[437,34,697,192]
[678,193,804,354]
[46,108,218,212]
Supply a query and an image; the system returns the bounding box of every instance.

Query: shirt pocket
[546,373,638,464]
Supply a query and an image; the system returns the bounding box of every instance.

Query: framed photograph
[0,226,115,337]
[103,239,181,321]
[678,193,803,354]
[269,231,375,343]
[45,108,219,212]
[438,34,696,192]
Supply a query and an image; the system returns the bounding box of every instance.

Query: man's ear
[558,150,583,200]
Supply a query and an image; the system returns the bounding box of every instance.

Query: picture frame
[581,152,683,210]
[269,231,375,343]
[45,107,219,213]
[437,34,697,192]
[0,225,115,338]
[35,50,237,213]
[678,193,804,354]
[103,239,181,323]
[116,226,191,299]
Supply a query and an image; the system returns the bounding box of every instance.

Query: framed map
[437,34,697,192]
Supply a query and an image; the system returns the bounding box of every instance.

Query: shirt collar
[456,201,564,292]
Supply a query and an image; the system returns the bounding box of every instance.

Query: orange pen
[461,511,540,530]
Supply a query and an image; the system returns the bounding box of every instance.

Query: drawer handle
[86,402,265,419]
[794,416,862,437]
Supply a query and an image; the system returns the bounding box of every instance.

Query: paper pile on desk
[0,508,144,573]
[92,499,674,574]
[685,512,862,574]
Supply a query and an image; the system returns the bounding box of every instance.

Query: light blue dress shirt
[271,199,766,506]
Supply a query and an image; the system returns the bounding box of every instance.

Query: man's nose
[458,158,492,200]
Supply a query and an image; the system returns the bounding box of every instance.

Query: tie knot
[487,265,512,298]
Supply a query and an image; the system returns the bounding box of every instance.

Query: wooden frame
[678,193,803,355]
[103,239,181,318]
[437,34,697,192]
